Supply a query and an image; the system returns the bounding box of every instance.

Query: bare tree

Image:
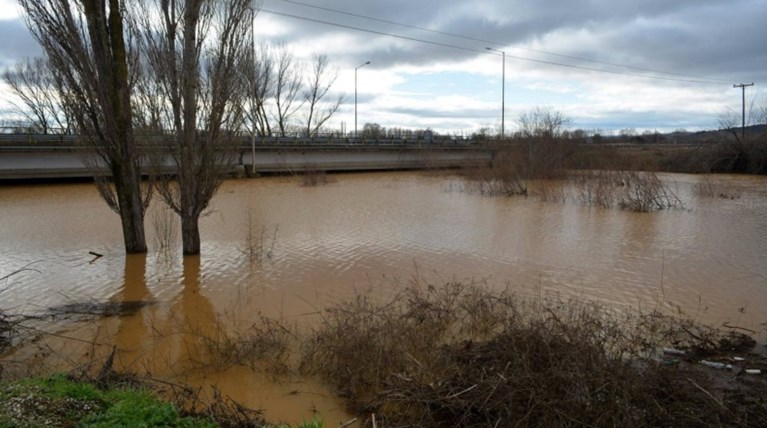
[20,0,150,253]
[303,54,342,137]
[138,0,252,255]
[272,45,303,137]
[515,106,572,178]
[242,42,274,138]
[2,57,71,133]
[517,106,570,139]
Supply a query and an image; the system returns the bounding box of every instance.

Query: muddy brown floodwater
[1,171,766,425]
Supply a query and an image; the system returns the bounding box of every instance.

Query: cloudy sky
[1,0,766,134]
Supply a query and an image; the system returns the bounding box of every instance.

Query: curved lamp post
[355,61,370,138]
[486,47,505,139]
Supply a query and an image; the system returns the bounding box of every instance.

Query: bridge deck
[0,134,494,180]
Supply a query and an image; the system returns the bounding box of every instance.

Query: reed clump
[300,282,766,427]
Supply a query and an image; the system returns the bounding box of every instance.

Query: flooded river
[1,171,766,424]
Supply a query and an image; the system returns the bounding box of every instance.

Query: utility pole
[733,82,754,140]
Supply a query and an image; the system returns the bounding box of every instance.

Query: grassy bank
[0,373,326,428]
[0,374,216,427]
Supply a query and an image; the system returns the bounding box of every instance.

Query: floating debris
[700,360,733,370]
[663,348,687,356]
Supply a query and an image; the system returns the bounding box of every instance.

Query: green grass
[0,374,216,428]
[0,374,325,428]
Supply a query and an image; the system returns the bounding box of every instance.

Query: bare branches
[0,261,42,284]
[1,57,70,134]
[517,106,570,139]
[272,45,303,137]
[242,42,274,137]
[303,54,343,137]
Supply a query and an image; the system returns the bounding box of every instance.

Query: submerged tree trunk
[112,160,147,253]
[181,213,201,255]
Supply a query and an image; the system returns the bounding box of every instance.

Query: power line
[260,8,725,85]
[272,0,730,84]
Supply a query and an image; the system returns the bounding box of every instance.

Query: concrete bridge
[0,134,494,180]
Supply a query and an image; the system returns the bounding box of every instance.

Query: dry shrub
[694,176,741,199]
[460,151,528,196]
[301,283,766,427]
[242,211,278,263]
[192,314,294,376]
[703,137,767,174]
[152,205,178,251]
[530,179,567,202]
[0,311,14,358]
[572,170,684,212]
[639,311,757,360]
[661,136,767,174]
[166,383,266,428]
[299,169,336,187]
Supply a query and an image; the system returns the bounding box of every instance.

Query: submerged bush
[572,170,684,212]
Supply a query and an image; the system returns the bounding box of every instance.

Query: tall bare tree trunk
[181,213,201,255]
[139,0,251,255]
[21,0,148,253]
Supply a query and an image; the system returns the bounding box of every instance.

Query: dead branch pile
[301,283,766,427]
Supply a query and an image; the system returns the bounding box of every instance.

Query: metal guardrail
[0,133,491,150]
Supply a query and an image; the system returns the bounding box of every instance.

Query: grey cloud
[260,0,766,84]
[0,18,42,67]
[388,106,495,120]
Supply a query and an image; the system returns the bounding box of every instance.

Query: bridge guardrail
[0,133,492,151]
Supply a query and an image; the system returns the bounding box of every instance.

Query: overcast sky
[1,0,766,134]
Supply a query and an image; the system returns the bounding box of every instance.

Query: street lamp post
[355,61,370,138]
[486,47,505,139]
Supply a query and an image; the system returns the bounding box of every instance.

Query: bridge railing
[0,132,498,150]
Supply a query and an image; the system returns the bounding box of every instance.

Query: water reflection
[174,256,217,372]
[113,254,151,371]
